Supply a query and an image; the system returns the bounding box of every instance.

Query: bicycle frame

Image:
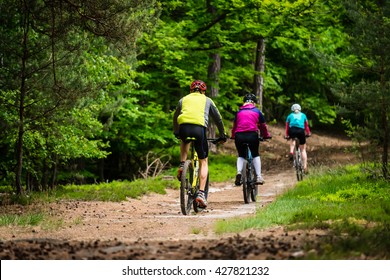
[180,138,219,215]
[180,141,201,215]
[191,145,199,189]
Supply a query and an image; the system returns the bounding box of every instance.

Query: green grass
[0,177,178,204]
[0,212,67,230]
[215,164,390,258]
[208,154,237,182]
[0,213,44,226]
[52,177,177,201]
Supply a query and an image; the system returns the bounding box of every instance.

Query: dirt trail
[0,126,359,259]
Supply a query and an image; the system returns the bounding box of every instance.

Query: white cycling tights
[237,156,261,177]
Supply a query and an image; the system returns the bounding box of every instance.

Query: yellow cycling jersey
[173,92,225,134]
[177,92,209,126]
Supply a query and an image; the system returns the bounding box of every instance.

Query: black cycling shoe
[235,173,242,186]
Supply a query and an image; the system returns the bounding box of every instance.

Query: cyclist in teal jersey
[285,104,311,173]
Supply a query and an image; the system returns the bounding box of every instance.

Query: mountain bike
[241,137,266,204]
[285,136,309,181]
[179,137,224,215]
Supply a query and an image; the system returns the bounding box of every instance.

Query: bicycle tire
[180,160,195,215]
[193,173,209,213]
[295,150,303,181]
[242,161,250,204]
[250,165,258,202]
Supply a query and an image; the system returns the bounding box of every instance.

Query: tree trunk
[51,155,58,189]
[381,105,388,179]
[15,0,30,195]
[99,158,105,182]
[207,53,221,153]
[254,37,266,111]
[380,70,389,179]
[206,1,221,152]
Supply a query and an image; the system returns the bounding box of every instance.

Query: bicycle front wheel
[242,161,250,204]
[180,160,195,215]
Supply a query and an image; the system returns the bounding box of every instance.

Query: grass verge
[215,164,390,258]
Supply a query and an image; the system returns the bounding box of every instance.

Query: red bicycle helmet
[190,80,207,92]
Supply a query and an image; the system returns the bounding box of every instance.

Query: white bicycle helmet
[291,103,301,112]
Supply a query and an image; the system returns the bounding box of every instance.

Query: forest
[0,0,389,194]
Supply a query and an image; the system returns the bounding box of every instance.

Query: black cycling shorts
[288,127,306,145]
[179,124,208,159]
[234,131,260,158]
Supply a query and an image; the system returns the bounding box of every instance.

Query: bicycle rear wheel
[295,149,303,181]
[242,161,250,204]
[193,173,208,213]
[250,167,258,202]
[180,160,195,215]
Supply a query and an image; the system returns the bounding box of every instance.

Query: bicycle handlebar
[284,134,311,140]
[229,136,272,141]
[208,137,227,145]
[259,136,272,142]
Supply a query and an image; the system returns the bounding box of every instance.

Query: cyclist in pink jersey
[231,93,271,186]
[285,103,311,173]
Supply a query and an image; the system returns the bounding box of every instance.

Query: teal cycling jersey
[286,112,308,129]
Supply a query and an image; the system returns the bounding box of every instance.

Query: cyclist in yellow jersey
[173,80,227,208]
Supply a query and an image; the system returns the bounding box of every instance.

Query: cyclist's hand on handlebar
[220,134,228,143]
[211,138,222,145]
[259,136,271,141]
[211,134,228,145]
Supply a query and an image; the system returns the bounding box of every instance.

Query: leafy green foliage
[0,0,385,190]
[335,1,390,178]
[0,0,160,190]
[137,0,352,127]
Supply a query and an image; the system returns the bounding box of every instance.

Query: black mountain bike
[241,137,266,204]
[179,137,223,215]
